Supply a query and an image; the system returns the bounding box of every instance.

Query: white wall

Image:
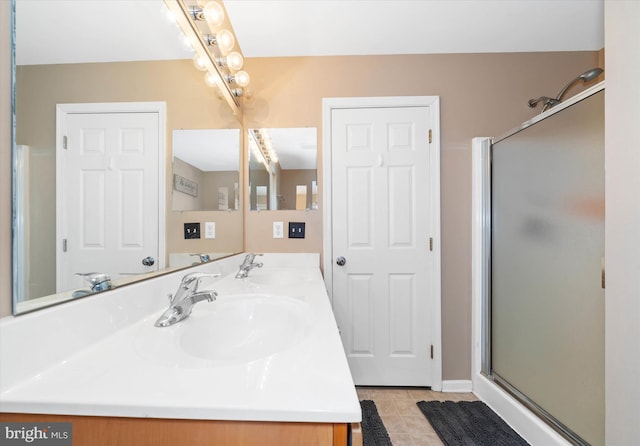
[604,1,640,444]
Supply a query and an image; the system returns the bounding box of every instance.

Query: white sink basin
[180,294,310,361]
[135,294,312,367]
[248,268,317,286]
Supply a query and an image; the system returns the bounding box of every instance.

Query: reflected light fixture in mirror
[164,0,250,115]
[248,128,318,211]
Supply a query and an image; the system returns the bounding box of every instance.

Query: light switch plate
[273,221,284,238]
[204,222,215,239]
[184,222,200,239]
[289,222,305,239]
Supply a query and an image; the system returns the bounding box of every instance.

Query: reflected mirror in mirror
[248,128,318,211]
[12,0,244,314]
[172,129,240,212]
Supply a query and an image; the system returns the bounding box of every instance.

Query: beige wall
[27,148,56,299]
[172,157,206,211]
[172,161,240,211]
[280,169,316,210]
[202,170,239,210]
[242,52,600,380]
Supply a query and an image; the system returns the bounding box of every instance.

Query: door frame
[322,96,442,390]
[55,102,167,288]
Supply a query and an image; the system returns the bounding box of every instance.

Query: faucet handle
[76,272,113,292]
[190,253,211,263]
[244,253,263,263]
[181,272,221,290]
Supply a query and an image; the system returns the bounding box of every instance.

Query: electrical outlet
[184,222,201,239]
[288,222,305,239]
[273,221,284,238]
[204,222,215,239]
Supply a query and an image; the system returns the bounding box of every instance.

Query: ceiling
[225,0,604,57]
[268,127,317,170]
[173,129,240,171]
[15,0,603,170]
[16,0,604,65]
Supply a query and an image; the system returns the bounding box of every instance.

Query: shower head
[555,67,604,102]
[527,67,604,113]
[577,67,605,83]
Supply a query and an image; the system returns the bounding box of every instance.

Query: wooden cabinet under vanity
[0,413,359,446]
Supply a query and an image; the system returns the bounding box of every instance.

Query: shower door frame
[472,81,605,446]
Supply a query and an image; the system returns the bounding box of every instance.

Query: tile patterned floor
[356,386,478,446]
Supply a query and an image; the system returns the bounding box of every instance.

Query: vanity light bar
[249,131,270,171]
[163,0,243,116]
[250,129,279,165]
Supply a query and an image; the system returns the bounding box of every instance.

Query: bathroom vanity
[0,254,361,446]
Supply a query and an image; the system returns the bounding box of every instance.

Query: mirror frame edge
[10,0,17,315]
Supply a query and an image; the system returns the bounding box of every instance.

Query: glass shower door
[491,91,604,446]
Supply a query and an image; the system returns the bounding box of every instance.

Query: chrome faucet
[154,272,219,327]
[190,253,211,265]
[72,272,114,297]
[235,253,263,278]
[77,272,113,291]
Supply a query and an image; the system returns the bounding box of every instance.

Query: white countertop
[0,254,361,423]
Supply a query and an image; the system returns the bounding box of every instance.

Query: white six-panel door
[56,104,164,293]
[325,98,441,387]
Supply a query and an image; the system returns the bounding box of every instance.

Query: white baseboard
[441,380,473,393]
[473,374,571,446]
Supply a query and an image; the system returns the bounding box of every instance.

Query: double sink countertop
[0,253,361,423]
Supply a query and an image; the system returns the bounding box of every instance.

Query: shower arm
[528,96,560,109]
[531,67,604,113]
[541,75,593,112]
[554,77,587,103]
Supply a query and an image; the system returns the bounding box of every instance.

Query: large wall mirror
[12,0,243,314]
[248,128,318,211]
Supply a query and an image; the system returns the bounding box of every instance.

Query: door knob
[142,256,155,266]
[336,256,346,266]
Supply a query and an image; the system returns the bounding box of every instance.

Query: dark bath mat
[417,400,530,446]
[360,400,393,446]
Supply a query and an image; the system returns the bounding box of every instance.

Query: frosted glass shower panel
[491,91,604,446]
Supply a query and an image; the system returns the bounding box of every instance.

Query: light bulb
[202,2,225,28]
[226,52,244,72]
[192,54,208,71]
[162,4,177,24]
[215,29,235,55]
[204,72,217,88]
[180,32,195,53]
[234,70,250,87]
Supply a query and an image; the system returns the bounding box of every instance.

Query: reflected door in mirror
[57,107,161,293]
